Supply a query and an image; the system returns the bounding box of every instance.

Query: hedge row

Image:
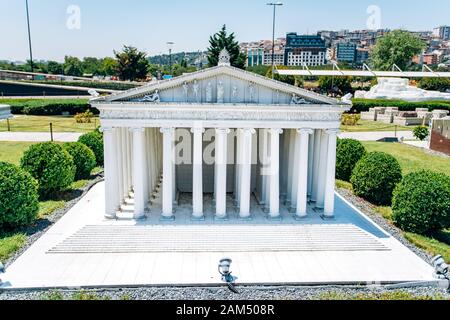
[350,98,450,113]
[3,99,99,116]
[25,80,140,91]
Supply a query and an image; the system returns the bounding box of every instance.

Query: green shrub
[336,139,367,182]
[0,162,39,230]
[78,131,104,166]
[20,142,75,198]
[63,142,96,180]
[392,170,450,234]
[341,114,361,126]
[350,152,402,205]
[413,126,429,141]
[350,98,450,114]
[2,98,99,116]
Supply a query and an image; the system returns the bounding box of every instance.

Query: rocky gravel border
[3,173,104,268]
[0,285,448,300]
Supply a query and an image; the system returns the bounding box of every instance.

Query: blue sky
[0,0,449,62]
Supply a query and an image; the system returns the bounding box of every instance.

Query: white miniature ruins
[91,50,349,221]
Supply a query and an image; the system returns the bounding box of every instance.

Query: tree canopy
[114,45,150,81]
[370,30,426,70]
[207,25,247,69]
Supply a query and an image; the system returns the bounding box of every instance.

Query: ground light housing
[218,258,239,293]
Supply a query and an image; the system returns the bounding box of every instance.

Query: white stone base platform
[1,182,435,289]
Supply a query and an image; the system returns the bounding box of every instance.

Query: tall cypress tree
[207,25,247,69]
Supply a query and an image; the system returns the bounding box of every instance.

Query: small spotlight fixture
[218,258,239,293]
[431,255,449,279]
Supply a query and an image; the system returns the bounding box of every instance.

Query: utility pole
[167,42,174,76]
[25,0,34,73]
[267,2,283,79]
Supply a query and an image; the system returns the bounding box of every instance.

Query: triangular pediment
[93,65,342,105]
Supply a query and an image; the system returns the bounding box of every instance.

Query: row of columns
[104,127,162,219]
[103,126,338,221]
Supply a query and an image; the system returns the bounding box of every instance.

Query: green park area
[340,119,415,133]
[0,115,99,133]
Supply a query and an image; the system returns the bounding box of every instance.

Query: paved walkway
[1,182,435,289]
[0,130,414,143]
[339,131,414,141]
[0,131,81,142]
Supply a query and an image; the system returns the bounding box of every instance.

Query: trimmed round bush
[350,152,402,205]
[78,131,103,166]
[0,162,39,229]
[336,138,366,181]
[20,142,75,198]
[63,142,96,180]
[392,170,450,234]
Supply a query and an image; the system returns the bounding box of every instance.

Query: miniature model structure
[91,50,349,221]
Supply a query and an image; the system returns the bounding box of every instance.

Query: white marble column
[311,129,322,203]
[290,130,300,211]
[116,128,124,205]
[307,130,315,199]
[234,129,242,206]
[102,127,119,219]
[268,128,283,219]
[191,127,205,219]
[161,127,175,220]
[316,130,328,209]
[239,128,256,219]
[127,129,133,193]
[131,127,146,219]
[215,128,230,219]
[323,129,339,218]
[286,130,295,206]
[259,129,268,207]
[121,128,129,198]
[296,129,313,219]
[172,129,177,205]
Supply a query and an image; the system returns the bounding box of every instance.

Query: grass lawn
[0,115,99,133]
[0,141,37,165]
[340,119,415,132]
[362,142,450,176]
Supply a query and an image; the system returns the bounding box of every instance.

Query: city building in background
[433,26,450,40]
[284,33,326,66]
[336,42,357,63]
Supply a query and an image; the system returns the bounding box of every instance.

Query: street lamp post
[167,42,174,76]
[267,2,283,79]
[25,0,34,73]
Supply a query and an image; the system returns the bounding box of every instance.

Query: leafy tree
[100,57,118,76]
[114,46,149,81]
[207,25,247,69]
[63,56,83,76]
[47,61,63,74]
[81,57,102,75]
[371,30,426,70]
[418,77,450,92]
[265,66,304,86]
[318,76,353,95]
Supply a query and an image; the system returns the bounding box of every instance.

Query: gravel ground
[1,180,448,300]
[0,285,448,300]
